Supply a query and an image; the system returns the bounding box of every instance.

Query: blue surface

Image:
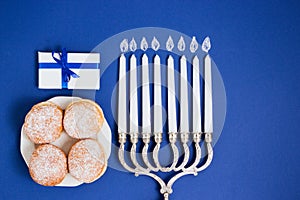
[1,0,300,200]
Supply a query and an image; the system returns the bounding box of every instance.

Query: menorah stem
[197,133,213,172]
[174,133,190,171]
[118,142,136,173]
[154,132,174,172]
[129,133,148,172]
[168,133,179,171]
[153,132,162,170]
[130,143,148,172]
[153,143,162,170]
[164,193,169,200]
[142,133,159,171]
[168,143,179,171]
[184,132,202,172]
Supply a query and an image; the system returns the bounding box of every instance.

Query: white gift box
[38,51,100,89]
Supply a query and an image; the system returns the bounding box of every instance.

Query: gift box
[38,50,100,89]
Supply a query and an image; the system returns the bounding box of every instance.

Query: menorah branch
[167,133,214,191]
[142,137,159,172]
[118,132,214,200]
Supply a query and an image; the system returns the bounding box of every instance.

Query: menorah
[117,35,214,200]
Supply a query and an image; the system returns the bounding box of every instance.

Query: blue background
[1,0,300,199]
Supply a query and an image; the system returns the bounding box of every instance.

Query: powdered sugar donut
[68,139,107,183]
[63,100,104,139]
[29,144,67,186]
[23,102,63,144]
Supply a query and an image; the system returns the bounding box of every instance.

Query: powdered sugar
[24,103,63,144]
[63,101,104,139]
[68,139,106,183]
[29,144,67,186]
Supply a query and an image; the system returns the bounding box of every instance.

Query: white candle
[153,54,162,133]
[167,55,177,133]
[129,54,138,133]
[179,55,189,133]
[204,54,213,133]
[118,53,127,133]
[142,54,151,133]
[192,56,201,133]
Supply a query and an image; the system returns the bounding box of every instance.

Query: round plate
[20,96,112,187]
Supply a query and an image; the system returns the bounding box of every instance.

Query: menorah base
[118,132,214,199]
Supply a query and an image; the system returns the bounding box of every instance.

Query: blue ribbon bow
[52,48,80,88]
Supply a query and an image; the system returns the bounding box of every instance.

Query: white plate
[20,96,112,187]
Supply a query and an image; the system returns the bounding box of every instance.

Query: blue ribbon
[52,48,80,88]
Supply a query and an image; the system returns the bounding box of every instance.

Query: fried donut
[68,139,107,183]
[29,144,67,186]
[23,102,63,144]
[63,100,104,139]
